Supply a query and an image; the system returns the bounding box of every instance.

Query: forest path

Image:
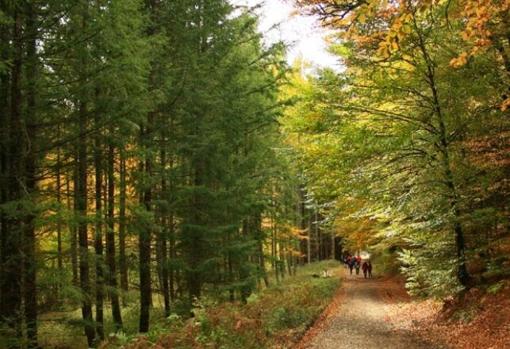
[297,268,445,349]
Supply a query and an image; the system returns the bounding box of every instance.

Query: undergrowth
[110,260,342,349]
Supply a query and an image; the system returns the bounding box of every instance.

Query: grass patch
[36,297,169,348]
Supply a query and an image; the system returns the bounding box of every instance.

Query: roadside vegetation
[100,261,341,349]
[33,261,341,348]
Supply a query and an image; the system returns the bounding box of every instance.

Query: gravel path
[302,269,445,349]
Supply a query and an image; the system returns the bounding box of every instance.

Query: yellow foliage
[501,98,510,112]
[450,52,469,68]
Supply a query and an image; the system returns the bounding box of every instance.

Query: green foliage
[487,280,507,295]
[266,306,311,332]
[140,261,341,349]
[1,0,299,346]
[283,0,510,299]
[369,248,400,275]
[3,0,509,346]
[399,248,463,298]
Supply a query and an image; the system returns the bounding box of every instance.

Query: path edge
[294,274,346,349]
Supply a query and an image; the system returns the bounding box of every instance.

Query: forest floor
[297,269,510,349]
[296,269,442,349]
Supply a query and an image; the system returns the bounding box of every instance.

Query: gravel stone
[304,270,445,349]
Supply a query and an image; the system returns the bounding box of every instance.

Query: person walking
[355,259,360,275]
[348,258,355,275]
[367,261,373,278]
[362,261,369,278]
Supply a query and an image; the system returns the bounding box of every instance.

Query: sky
[230,0,340,70]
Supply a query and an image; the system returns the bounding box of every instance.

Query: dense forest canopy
[0,0,509,348]
[290,0,509,293]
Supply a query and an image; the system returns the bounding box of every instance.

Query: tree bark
[56,128,63,271]
[1,5,24,343]
[139,121,153,333]
[77,97,95,346]
[119,150,128,293]
[138,0,160,332]
[107,142,123,330]
[24,4,39,346]
[0,0,11,327]
[159,144,170,317]
[70,163,79,287]
[169,211,176,300]
[299,185,307,265]
[94,94,105,342]
[307,214,312,264]
[75,2,95,344]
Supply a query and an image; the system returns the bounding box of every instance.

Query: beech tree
[290,0,510,296]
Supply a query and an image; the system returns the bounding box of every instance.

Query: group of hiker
[344,254,373,278]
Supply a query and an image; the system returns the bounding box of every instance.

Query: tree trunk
[299,185,307,265]
[94,95,105,342]
[315,211,320,261]
[139,121,152,333]
[169,211,176,301]
[160,220,170,316]
[107,142,123,330]
[240,219,252,303]
[307,215,312,264]
[77,97,95,346]
[187,159,205,300]
[331,231,335,260]
[75,101,94,346]
[56,129,63,271]
[286,243,293,276]
[138,0,160,331]
[24,4,39,346]
[159,144,170,316]
[119,150,128,293]
[271,213,280,283]
[69,164,79,287]
[258,236,269,287]
[279,241,286,279]
[0,0,9,325]
[414,22,470,287]
[228,249,235,302]
[75,2,95,344]
[1,5,24,342]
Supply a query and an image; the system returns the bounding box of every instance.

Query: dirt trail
[298,269,445,349]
